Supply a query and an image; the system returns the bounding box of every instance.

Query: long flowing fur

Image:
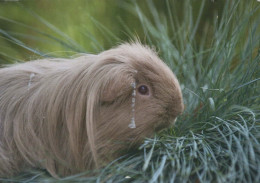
[0,43,184,177]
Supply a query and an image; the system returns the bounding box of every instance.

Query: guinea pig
[0,42,184,177]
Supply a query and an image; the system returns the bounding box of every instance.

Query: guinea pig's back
[0,54,95,102]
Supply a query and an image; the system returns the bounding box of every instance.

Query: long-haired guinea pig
[0,42,184,177]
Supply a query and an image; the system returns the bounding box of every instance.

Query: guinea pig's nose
[166,101,184,118]
[179,101,185,114]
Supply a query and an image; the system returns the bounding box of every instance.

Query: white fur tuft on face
[128,81,136,129]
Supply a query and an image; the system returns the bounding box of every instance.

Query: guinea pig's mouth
[154,118,176,132]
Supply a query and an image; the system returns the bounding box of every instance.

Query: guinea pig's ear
[101,73,133,103]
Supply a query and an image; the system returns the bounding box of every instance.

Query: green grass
[0,0,259,182]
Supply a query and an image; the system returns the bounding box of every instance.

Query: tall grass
[0,0,259,182]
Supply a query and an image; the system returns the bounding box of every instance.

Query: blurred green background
[0,0,227,63]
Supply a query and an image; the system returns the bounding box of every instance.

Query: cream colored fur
[0,43,184,177]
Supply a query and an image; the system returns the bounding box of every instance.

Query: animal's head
[86,43,184,154]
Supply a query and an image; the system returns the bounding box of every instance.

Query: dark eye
[138,85,149,95]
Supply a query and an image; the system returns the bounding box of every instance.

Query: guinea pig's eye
[137,85,149,95]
